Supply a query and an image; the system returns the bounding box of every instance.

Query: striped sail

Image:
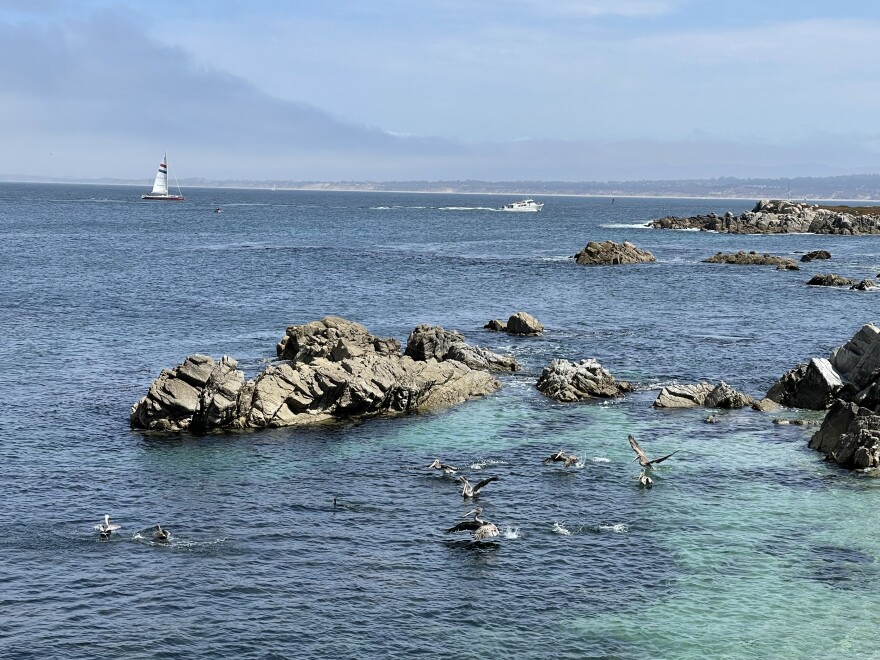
[150,153,169,195]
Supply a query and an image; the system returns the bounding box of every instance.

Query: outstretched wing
[447,520,482,533]
[473,476,499,493]
[648,451,677,466]
[628,434,649,464]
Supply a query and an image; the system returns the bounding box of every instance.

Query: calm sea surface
[2,183,880,658]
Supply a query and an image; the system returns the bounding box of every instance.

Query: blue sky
[3,0,880,181]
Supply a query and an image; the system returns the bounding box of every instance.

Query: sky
[3,0,880,182]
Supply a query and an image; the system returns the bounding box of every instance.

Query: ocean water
[2,183,880,658]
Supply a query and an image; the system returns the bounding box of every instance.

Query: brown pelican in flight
[458,475,499,499]
[542,449,579,468]
[153,524,171,542]
[447,507,500,541]
[628,434,676,470]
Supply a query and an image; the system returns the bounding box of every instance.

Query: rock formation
[505,311,544,336]
[807,274,856,287]
[703,251,797,268]
[851,279,878,291]
[536,358,632,402]
[573,240,655,266]
[801,250,831,263]
[404,324,519,371]
[131,317,506,433]
[651,199,880,234]
[652,381,754,409]
[767,324,880,469]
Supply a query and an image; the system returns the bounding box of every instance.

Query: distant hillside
[4,173,880,199]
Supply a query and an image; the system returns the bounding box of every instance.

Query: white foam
[598,223,652,229]
[591,457,611,463]
[597,523,629,533]
[503,526,521,539]
[469,458,508,470]
[552,522,572,536]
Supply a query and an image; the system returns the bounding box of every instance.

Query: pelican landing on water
[153,524,171,542]
[96,514,120,538]
[542,449,579,468]
[628,434,677,470]
[411,459,459,474]
[447,507,500,541]
[458,475,499,499]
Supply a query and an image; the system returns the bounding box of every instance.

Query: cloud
[1,8,880,182]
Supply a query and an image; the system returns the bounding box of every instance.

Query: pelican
[447,507,500,541]
[638,470,653,488]
[458,475,499,498]
[542,449,579,468]
[628,434,677,470]
[96,514,120,537]
[424,459,459,473]
[153,524,171,542]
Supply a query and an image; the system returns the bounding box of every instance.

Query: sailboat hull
[141,193,185,201]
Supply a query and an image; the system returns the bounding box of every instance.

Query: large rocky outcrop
[703,251,797,268]
[767,323,880,469]
[536,358,632,402]
[574,240,655,266]
[767,324,880,410]
[132,317,503,433]
[651,199,880,234]
[652,381,754,409]
[809,401,880,469]
[404,324,519,371]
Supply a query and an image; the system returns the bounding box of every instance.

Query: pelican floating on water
[447,507,500,541]
[153,524,171,542]
[542,449,579,468]
[96,514,120,537]
[420,459,459,474]
[628,434,677,470]
[458,475,499,498]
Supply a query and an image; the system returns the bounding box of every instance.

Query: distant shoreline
[3,175,880,202]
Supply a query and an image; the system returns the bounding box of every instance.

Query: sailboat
[141,151,185,200]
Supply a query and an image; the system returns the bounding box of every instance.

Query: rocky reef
[651,199,880,234]
[573,240,655,266]
[535,358,632,402]
[703,251,798,269]
[131,316,510,433]
[766,324,880,469]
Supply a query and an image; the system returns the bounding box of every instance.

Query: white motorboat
[142,151,185,200]
[500,198,543,212]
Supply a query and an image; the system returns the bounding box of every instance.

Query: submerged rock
[536,358,632,402]
[132,317,503,433]
[851,279,878,291]
[573,240,655,266]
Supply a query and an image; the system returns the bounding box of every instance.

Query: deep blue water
[2,183,880,658]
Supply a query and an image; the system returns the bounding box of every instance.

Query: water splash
[503,526,521,539]
[597,523,629,534]
[553,522,572,536]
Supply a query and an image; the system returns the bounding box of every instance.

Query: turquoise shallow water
[1,183,880,658]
